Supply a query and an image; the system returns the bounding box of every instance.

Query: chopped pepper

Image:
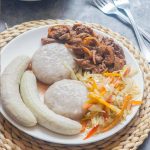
[88,93,121,113]
[131,100,142,105]
[84,124,99,140]
[99,94,132,132]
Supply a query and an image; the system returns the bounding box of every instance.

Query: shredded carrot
[82,37,99,46]
[113,77,120,84]
[123,67,131,77]
[103,72,121,77]
[106,95,113,103]
[80,121,87,133]
[83,103,92,110]
[128,102,132,110]
[88,77,98,91]
[87,96,97,104]
[86,83,93,91]
[109,76,115,84]
[88,93,121,113]
[99,95,132,132]
[131,100,142,105]
[84,124,99,140]
[82,46,92,57]
[115,83,124,91]
[113,78,121,87]
[99,86,106,96]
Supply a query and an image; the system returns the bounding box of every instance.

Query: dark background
[0,0,150,149]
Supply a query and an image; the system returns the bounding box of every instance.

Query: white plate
[0,25,144,145]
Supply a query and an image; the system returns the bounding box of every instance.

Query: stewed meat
[42,24,126,73]
[48,25,70,40]
[72,23,94,35]
[75,58,96,70]
[41,38,57,45]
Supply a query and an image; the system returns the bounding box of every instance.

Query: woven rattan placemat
[0,19,150,150]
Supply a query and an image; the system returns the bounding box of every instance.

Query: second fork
[93,0,150,43]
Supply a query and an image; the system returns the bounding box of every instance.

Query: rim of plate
[0,24,144,145]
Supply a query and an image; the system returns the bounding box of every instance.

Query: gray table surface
[0,0,150,149]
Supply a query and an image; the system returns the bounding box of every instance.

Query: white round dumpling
[32,43,76,84]
[44,79,88,120]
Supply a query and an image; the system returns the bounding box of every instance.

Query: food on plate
[76,66,141,139]
[20,71,82,135]
[1,23,142,141]
[42,24,126,73]
[32,43,77,84]
[1,56,37,127]
[44,79,88,120]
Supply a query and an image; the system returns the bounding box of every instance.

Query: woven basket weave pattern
[0,19,150,150]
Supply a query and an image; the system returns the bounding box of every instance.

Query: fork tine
[97,0,105,7]
[100,0,107,5]
[94,0,103,8]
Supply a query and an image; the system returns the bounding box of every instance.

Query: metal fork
[93,0,150,43]
[112,0,150,63]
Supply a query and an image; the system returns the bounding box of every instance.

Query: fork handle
[124,8,150,62]
[114,11,150,43]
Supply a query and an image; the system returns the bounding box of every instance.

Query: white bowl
[0,25,144,145]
